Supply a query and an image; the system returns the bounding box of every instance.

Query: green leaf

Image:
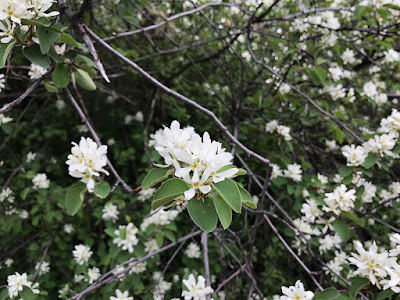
[376,289,395,299]
[156,232,164,247]
[216,165,246,176]
[253,89,262,108]
[363,153,377,169]
[332,219,350,242]
[93,181,110,199]
[187,197,218,233]
[151,178,190,210]
[335,127,344,144]
[23,44,51,69]
[339,166,353,178]
[237,184,257,209]
[36,26,59,54]
[74,69,96,91]
[20,286,36,300]
[65,182,87,215]
[314,287,340,300]
[48,47,63,63]
[0,40,16,68]
[212,179,242,213]
[354,6,371,19]
[164,230,176,242]
[21,17,51,27]
[314,66,327,84]
[142,168,173,190]
[349,277,369,298]
[212,194,232,229]
[44,82,58,93]
[52,64,70,88]
[342,211,366,227]
[384,4,400,10]
[59,33,84,49]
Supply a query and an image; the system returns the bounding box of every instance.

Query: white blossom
[72,244,92,265]
[28,63,47,80]
[110,289,133,300]
[185,242,201,258]
[280,280,314,300]
[102,203,119,222]
[32,173,50,189]
[113,223,139,253]
[182,274,213,300]
[284,163,302,182]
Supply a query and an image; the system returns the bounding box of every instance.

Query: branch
[201,232,211,300]
[83,24,273,169]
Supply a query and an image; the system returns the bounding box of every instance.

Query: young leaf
[187,197,218,233]
[23,44,51,69]
[93,181,111,199]
[349,277,369,298]
[212,179,242,213]
[314,287,340,300]
[236,184,256,209]
[52,64,70,88]
[339,166,353,178]
[0,40,16,68]
[332,219,350,242]
[65,182,87,215]
[74,68,96,91]
[59,33,84,49]
[363,154,377,169]
[21,17,51,27]
[151,178,190,210]
[36,26,59,54]
[142,168,173,190]
[212,194,232,229]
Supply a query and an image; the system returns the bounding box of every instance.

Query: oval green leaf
[0,40,16,69]
[151,178,190,210]
[75,68,96,91]
[23,44,51,69]
[65,182,87,215]
[212,194,232,229]
[52,64,70,88]
[187,197,217,233]
[212,179,242,213]
[142,168,173,190]
[237,184,257,209]
[93,181,110,199]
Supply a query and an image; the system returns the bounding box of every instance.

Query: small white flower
[72,244,92,265]
[280,280,314,300]
[26,152,37,163]
[28,63,47,80]
[185,242,201,259]
[102,203,119,222]
[110,289,133,300]
[64,223,74,234]
[182,274,213,300]
[32,173,50,189]
[35,261,50,276]
[284,163,302,182]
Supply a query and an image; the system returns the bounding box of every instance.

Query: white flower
[363,81,378,98]
[124,114,134,125]
[319,234,341,253]
[134,111,144,122]
[357,179,376,203]
[185,242,201,259]
[74,274,84,282]
[110,289,133,300]
[138,187,156,202]
[32,173,50,189]
[35,261,50,276]
[28,63,47,80]
[102,203,119,222]
[277,125,292,141]
[86,267,100,284]
[72,244,92,265]
[19,209,29,219]
[300,199,322,223]
[182,274,213,300]
[55,99,66,110]
[64,223,74,234]
[54,44,66,55]
[66,137,109,192]
[341,48,356,64]
[341,144,368,167]
[7,272,39,298]
[26,151,36,162]
[280,280,314,300]
[379,109,400,133]
[383,49,400,63]
[140,209,179,231]
[145,239,160,254]
[0,1,33,24]
[5,258,13,267]
[279,83,291,95]
[0,113,13,125]
[284,163,302,182]
[349,241,396,287]
[113,223,139,253]
[363,133,399,158]
[323,184,356,214]
[0,19,15,43]
[266,120,279,133]
[30,0,59,18]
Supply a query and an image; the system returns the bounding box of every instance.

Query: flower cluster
[113,223,139,253]
[0,0,59,43]
[32,173,50,189]
[72,244,92,265]
[277,280,314,300]
[150,121,238,200]
[102,203,119,222]
[66,137,109,192]
[140,208,179,231]
[182,274,213,300]
[7,272,40,298]
[265,120,292,141]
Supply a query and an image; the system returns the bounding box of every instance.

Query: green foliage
[141,168,173,190]
[65,182,87,215]
[187,197,218,232]
[151,178,190,210]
